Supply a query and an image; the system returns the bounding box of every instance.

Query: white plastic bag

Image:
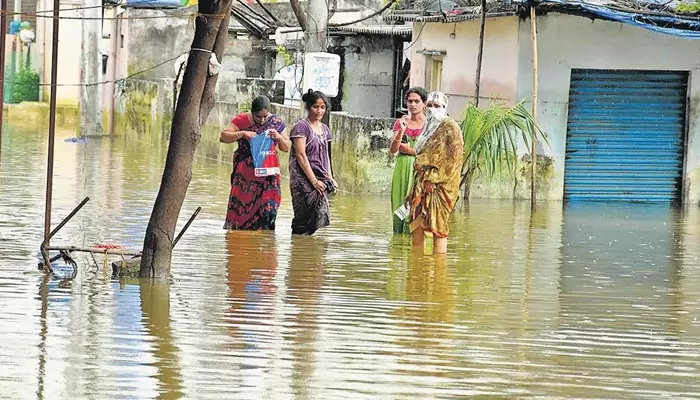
[208,53,222,76]
[394,203,410,221]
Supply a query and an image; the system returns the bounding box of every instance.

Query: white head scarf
[426,91,449,121]
[414,91,449,154]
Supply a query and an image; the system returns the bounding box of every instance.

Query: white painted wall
[409,13,700,202]
[517,13,700,203]
[37,0,82,105]
[409,16,521,117]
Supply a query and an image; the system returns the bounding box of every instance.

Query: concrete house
[239,0,414,118]
[395,0,700,204]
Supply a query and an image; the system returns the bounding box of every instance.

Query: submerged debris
[38,197,201,280]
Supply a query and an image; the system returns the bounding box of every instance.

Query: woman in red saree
[220,96,291,230]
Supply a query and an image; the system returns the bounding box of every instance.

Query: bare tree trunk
[460,166,474,202]
[304,0,328,53]
[139,0,232,278]
[290,0,307,31]
[463,181,471,203]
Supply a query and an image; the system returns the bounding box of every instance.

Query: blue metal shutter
[564,69,687,202]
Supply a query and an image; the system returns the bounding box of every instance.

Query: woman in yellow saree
[407,91,463,254]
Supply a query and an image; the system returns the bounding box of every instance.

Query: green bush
[13,68,40,103]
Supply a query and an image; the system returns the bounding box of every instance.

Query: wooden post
[474,0,486,107]
[529,5,538,212]
[0,0,8,167]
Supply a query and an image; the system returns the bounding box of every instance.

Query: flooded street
[1,126,700,399]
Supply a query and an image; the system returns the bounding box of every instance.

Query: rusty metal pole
[0,0,8,167]
[44,0,60,242]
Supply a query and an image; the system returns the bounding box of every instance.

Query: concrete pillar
[80,0,103,136]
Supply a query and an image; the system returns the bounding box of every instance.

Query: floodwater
[1,125,699,399]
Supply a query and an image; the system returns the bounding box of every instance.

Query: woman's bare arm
[390,129,403,154]
[390,116,409,154]
[219,122,256,143]
[275,128,291,152]
[293,137,321,187]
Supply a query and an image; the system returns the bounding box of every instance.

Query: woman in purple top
[289,89,338,235]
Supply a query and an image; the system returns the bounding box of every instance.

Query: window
[427,57,443,92]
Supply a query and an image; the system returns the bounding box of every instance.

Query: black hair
[301,89,330,111]
[406,87,428,103]
[251,95,271,114]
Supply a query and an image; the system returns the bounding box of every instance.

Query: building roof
[385,10,517,22]
[387,0,700,38]
[384,0,519,23]
[332,24,413,36]
[534,0,700,38]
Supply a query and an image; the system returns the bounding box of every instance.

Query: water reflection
[555,203,697,397]
[287,235,324,399]
[225,231,280,397]
[1,125,700,398]
[36,276,49,400]
[140,280,183,399]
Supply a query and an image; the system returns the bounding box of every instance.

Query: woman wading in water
[220,95,290,230]
[389,87,427,234]
[407,91,463,254]
[289,89,338,235]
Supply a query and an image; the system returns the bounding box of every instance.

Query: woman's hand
[398,143,415,156]
[390,122,406,154]
[270,128,291,152]
[243,131,257,140]
[313,179,327,193]
[330,177,338,190]
[267,129,282,141]
[399,115,409,133]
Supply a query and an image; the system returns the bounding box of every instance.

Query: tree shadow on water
[139,280,184,399]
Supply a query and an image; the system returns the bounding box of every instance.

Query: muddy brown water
[1,126,699,399]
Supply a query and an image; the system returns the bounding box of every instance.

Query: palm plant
[460,100,548,199]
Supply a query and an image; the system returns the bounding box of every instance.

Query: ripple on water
[1,128,700,398]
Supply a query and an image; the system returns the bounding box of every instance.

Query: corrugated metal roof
[333,25,413,36]
[384,10,516,22]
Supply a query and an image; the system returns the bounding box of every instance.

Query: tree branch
[200,1,233,125]
[330,0,395,27]
[290,0,307,31]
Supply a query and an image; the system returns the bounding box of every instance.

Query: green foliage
[676,1,700,13]
[14,69,40,103]
[276,45,293,67]
[4,67,40,104]
[239,102,251,112]
[459,100,548,192]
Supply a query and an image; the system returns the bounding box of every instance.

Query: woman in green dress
[390,87,428,234]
